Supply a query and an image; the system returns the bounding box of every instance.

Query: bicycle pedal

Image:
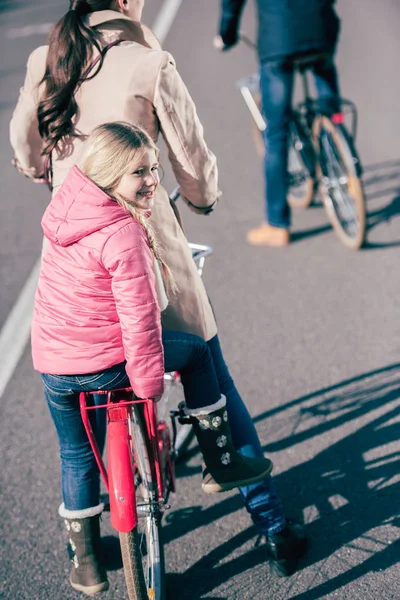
[170,409,193,425]
[178,415,193,425]
[100,494,110,512]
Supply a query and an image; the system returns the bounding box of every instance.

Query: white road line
[152,0,182,43]
[0,258,41,398]
[6,0,181,42]
[0,0,182,398]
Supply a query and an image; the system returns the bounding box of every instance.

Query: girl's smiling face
[114,148,159,211]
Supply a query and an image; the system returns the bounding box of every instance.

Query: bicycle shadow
[364,194,400,248]
[164,364,400,599]
[363,159,400,201]
[101,535,123,571]
[361,159,400,248]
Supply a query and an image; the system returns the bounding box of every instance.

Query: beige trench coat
[10,10,220,340]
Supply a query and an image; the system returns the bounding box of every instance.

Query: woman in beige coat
[10,0,306,586]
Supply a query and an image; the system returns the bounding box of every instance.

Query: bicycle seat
[292,52,329,72]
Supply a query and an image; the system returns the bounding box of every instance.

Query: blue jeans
[207,335,286,535]
[259,54,340,228]
[42,331,286,535]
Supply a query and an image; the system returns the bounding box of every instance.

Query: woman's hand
[11,157,46,183]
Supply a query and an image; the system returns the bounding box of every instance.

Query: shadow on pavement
[363,159,400,248]
[166,527,264,600]
[363,159,400,201]
[101,535,123,571]
[164,364,400,599]
[284,538,400,600]
[288,159,400,247]
[364,194,400,249]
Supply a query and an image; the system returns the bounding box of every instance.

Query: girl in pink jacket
[32,122,273,595]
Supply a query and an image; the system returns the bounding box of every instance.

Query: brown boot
[247,223,290,247]
[59,503,109,596]
[186,396,273,493]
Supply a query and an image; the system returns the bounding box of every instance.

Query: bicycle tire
[119,528,149,600]
[287,118,315,209]
[120,406,167,600]
[313,116,366,249]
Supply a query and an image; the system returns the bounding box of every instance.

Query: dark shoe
[187,396,273,493]
[266,521,308,577]
[60,503,109,596]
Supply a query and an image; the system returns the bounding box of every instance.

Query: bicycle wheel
[120,405,166,600]
[159,373,194,462]
[313,116,366,249]
[287,118,315,209]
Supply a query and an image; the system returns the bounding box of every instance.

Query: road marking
[0,258,41,398]
[0,1,181,398]
[152,0,182,43]
[6,0,182,41]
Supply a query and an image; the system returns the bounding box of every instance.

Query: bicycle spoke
[126,407,166,600]
[320,130,360,238]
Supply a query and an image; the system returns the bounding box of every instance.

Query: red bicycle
[80,387,177,600]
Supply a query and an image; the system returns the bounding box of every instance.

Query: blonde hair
[81,122,176,294]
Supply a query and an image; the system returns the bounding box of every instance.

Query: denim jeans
[259,54,340,228]
[42,329,221,511]
[42,331,286,535]
[207,335,286,535]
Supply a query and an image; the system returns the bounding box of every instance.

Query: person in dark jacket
[215,0,341,246]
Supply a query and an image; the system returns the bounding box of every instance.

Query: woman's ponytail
[37,0,109,155]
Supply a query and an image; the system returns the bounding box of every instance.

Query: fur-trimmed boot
[186,396,273,493]
[59,503,109,596]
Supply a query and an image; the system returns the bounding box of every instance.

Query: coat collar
[87,10,162,49]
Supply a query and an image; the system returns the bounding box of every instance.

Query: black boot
[186,396,273,493]
[265,521,308,577]
[59,503,109,596]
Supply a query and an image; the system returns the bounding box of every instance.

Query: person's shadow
[164,364,400,599]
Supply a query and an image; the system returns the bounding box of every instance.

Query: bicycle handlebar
[239,33,257,51]
[170,186,180,202]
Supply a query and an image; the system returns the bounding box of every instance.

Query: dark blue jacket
[219,0,340,63]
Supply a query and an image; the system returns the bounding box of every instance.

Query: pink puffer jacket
[31,165,165,399]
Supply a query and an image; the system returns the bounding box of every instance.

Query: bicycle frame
[237,70,362,176]
[79,389,175,533]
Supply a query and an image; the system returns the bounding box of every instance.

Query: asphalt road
[1,1,399,599]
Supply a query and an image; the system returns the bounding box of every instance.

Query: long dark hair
[37,0,112,155]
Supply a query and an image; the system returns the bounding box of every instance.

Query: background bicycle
[237,40,366,250]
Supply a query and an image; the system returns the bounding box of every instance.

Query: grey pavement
[0,1,399,599]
